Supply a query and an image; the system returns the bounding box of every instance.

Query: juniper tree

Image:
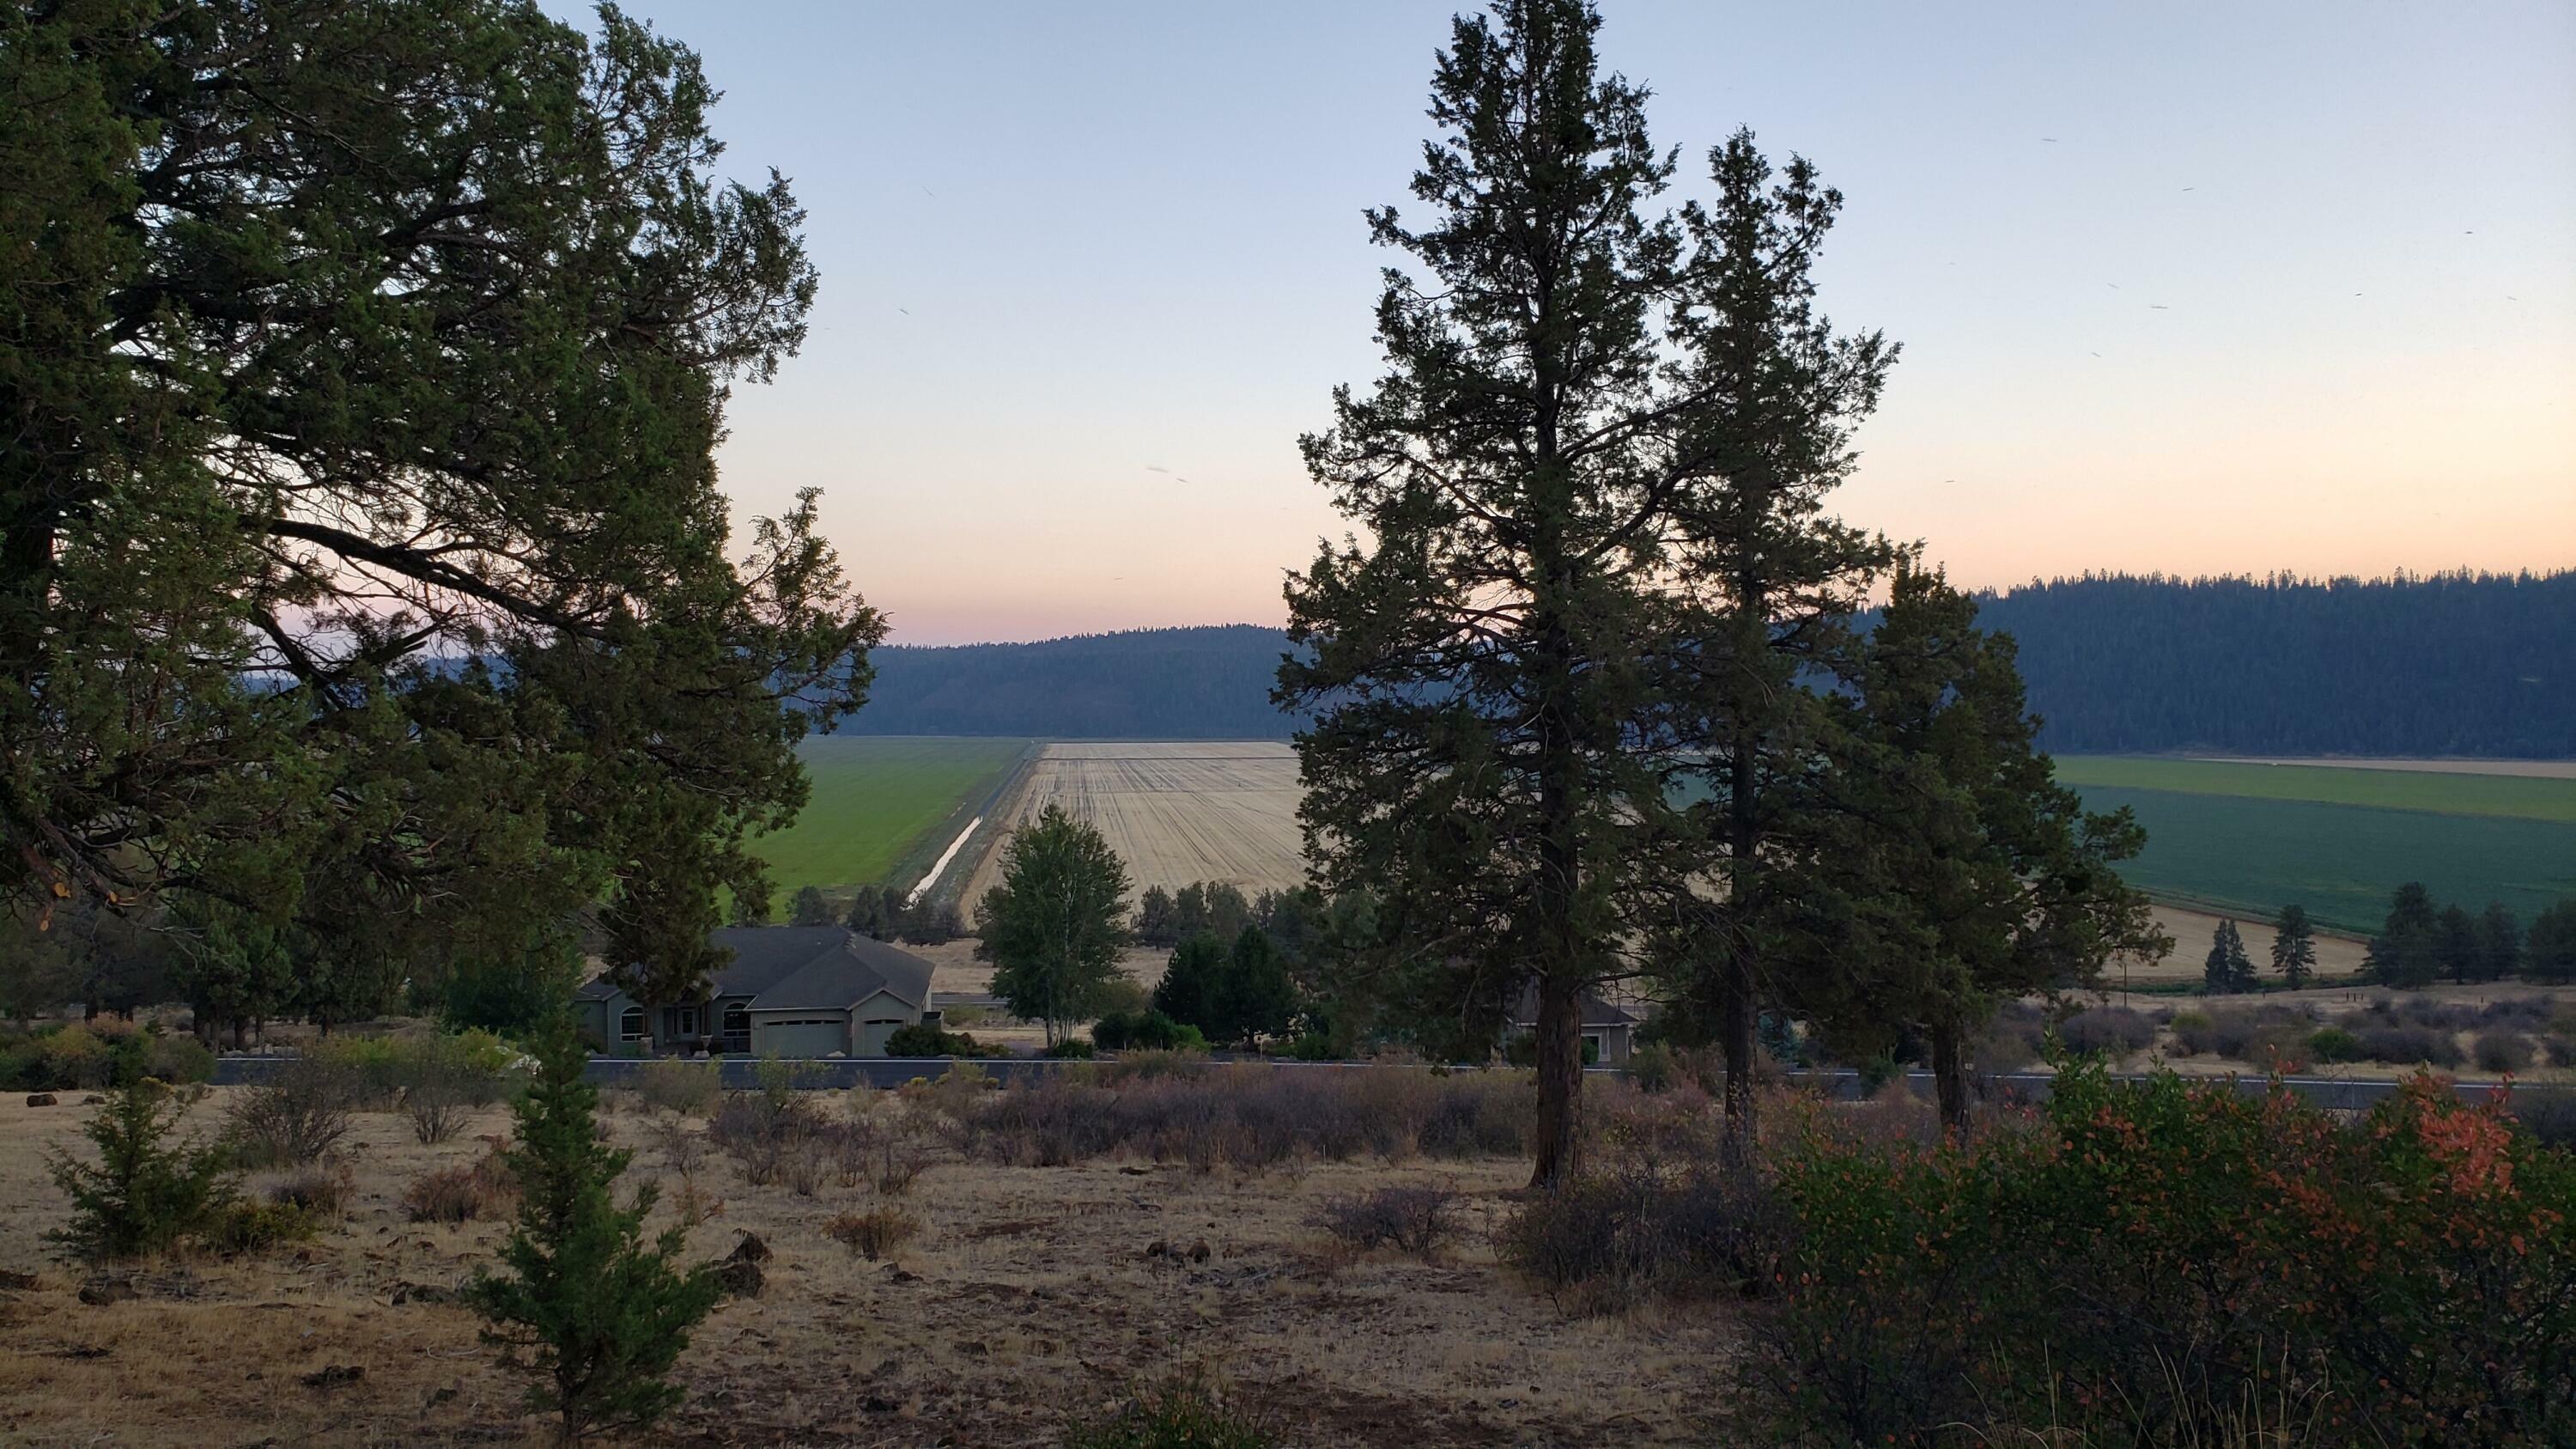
[2473,903,2522,984]
[1279,0,1893,1183]
[2270,904,2318,989]
[1,1,880,1004]
[467,1018,718,1446]
[2366,883,2442,989]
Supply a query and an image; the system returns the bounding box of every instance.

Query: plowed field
[960,741,1306,904]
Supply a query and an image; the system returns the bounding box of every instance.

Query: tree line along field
[2053,756,2576,936]
[747,737,1033,895]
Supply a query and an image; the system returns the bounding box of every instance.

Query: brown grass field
[0,1088,1735,1448]
[959,743,1305,908]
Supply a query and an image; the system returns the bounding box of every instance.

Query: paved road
[204,1054,2516,1108]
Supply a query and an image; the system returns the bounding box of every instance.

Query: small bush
[635,1059,722,1116]
[823,1206,920,1261]
[144,1032,216,1086]
[201,1200,318,1256]
[1064,1378,1273,1449]
[403,1150,518,1224]
[267,1164,355,1218]
[46,1080,237,1263]
[884,1022,985,1057]
[2306,1026,2364,1062]
[2354,1024,2464,1068]
[2475,1031,2534,1075]
[1310,1185,1460,1257]
[38,1026,115,1090]
[1044,1038,1097,1059]
[227,1058,355,1167]
[2512,1087,2576,1148]
[2055,1006,2157,1058]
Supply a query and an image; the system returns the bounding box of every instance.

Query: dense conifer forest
[841,572,2572,754]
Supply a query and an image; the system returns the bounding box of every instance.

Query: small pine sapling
[466,1018,720,1446]
[47,1078,236,1262]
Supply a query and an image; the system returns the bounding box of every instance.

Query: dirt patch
[0,1087,1735,1446]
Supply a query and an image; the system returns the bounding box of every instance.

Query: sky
[544,1,2575,645]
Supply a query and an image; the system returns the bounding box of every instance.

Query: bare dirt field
[2121,904,2373,983]
[0,1089,1733,1447]
[959,742,1305,907]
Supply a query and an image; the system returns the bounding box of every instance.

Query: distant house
[1508,984,1640,1066]
[574,926,936,1058]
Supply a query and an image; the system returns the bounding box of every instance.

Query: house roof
[576,927,933,1014]
[1510,985,1640,1030]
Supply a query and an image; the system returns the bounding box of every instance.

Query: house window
[721,1005,750,1038]
[618,1007,646,1042]
[666,1005,700,1037]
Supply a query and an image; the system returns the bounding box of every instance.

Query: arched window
[618,1006,646,1042]
[720,1005,750,1047]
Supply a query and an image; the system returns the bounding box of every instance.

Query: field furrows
[960,742,1306,904]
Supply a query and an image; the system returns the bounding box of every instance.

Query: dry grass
[958,741,1306,906]
[0,1087,1738,1446]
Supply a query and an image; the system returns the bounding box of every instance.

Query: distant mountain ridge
[835,572,2574,755]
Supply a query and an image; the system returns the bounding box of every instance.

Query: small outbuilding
[575,926,936,1058]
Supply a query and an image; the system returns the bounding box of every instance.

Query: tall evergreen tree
[2473,903,2523,984]
[975,806,1132,1046]
[2269,904,2318,989]
[2525,901,2576,984]
[1218,925,1302,1048]
[1779,565,2162,1129]
[2365,882,2443,989]
[468,1017,718,1446]
[1279,0,1890,1182]
[1,1,881,1007]
[1151,935,1228,1037]
[2433,904,2481,985]
[2202,919,2256,995]
[788,886,835,928]
[1134,886,1180,947]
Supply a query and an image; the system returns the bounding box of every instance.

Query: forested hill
[836,573,2573,754]
[1971,570,2573,757]
[837,625,1302,739]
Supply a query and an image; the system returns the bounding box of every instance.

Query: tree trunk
[1930,1015,1967,1135]
[1528,971,1585,1189]
[1719,732,1760,1160]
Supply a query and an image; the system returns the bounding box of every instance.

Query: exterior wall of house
[849,989,916,1056]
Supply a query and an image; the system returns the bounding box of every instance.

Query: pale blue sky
[549,1,2574,644]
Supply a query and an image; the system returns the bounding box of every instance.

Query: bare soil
[0,1089,1738,1447]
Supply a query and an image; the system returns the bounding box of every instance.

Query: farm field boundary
[753,736,1034,895]
[2053,755,2576,822]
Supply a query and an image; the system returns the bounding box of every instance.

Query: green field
[750,737,1031,893]
[2056,757,2576,936]
[2050,756,2576,823]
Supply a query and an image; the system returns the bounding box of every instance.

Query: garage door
[854,1018,908,1057]
[756,1019,848,1057]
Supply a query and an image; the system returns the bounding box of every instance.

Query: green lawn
[750,737,1031,893]
[2054,758,2576,936]
[2050,756,2576,823]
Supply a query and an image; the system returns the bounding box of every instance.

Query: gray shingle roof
[577,927,933,1013]
[1510,984,1640,1029]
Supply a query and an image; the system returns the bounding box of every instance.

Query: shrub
[823,1206,920,1261]
[1285,1032,1335,1062]
[1310,1185,1460,1257]
[2055,1006,2156,1058]
[2476,1031,2535,1075]
[884,1022,985,1057]
[1064,1378,1273,1449]
[143,1032,216,1085]
[46,1080,237,1262]
[2164,1010,2214,1055]
[227,1058,355,1167]
[1092,1010,1194,1053]
[201,1200,318,1256]
[38,1026,114,1090]
[1753,1063,2576,1446]
[2306,1026,2364,1062]
[403,1149,519,1224]
[2354,1023,2464,1068]
[1043,1038,1097,1059]
[2512,1087,2576,1148]
[635,1058,722,1117]
[267,1164,355,1218]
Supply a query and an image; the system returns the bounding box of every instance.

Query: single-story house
[574,926,937,1058]
[1508,984,1641,1065]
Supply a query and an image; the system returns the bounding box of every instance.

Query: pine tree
[46,1078,236,1263]
[2203,919,2255,995]
[2365,883,2442,989]
[1218,926,1301,1049]
[1779,564,2163,1129]
[975,806,1132,1046]
[1134,886,1180,947]
[1151,935,1229,1036]
[2270,904,2318,989]
[2472,903,2522,984]
[2433,905,2480,984]
[2526,901,2576,983]
[467,1018,718,1446]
